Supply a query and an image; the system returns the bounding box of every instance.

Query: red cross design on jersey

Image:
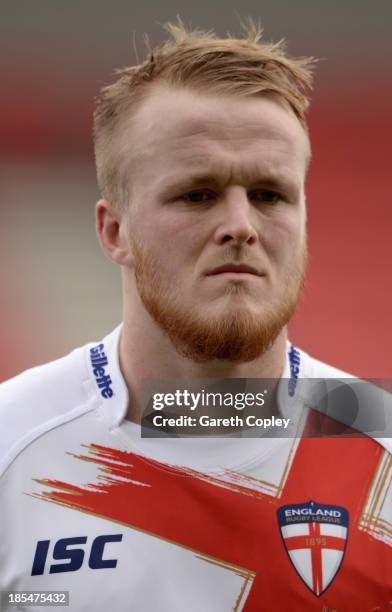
[32,431,391,610]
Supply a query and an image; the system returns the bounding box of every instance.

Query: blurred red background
[1,2,391,380]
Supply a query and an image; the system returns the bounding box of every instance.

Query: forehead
[123,86,310,186]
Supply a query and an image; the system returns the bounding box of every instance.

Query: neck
[119,292,288,423]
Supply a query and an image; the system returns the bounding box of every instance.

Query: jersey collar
[89,324,303,430]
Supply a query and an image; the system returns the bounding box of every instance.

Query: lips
[207,263,262,276]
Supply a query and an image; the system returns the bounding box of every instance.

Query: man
[0,21,391,611]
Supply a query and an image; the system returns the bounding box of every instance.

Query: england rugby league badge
[277,500,349,597]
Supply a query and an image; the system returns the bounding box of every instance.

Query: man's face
[121,86,309,362]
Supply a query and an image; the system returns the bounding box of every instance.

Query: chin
[215,291,268,312]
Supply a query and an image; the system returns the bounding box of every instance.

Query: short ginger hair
[93,19,315,209]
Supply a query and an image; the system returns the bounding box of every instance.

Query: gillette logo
[288,346,300,397]
[90,343,114,399]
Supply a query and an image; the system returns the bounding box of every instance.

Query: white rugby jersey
[0,326,391,611]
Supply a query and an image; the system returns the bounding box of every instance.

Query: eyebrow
[159,169,301,197]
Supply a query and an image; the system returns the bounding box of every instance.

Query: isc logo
[31,534,123,575]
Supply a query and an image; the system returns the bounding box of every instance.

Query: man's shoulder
[296,345,392,455]
[0,338,99,476]
[0,336,94,402]
[297,347,354,379]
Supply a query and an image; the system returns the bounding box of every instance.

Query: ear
[95,199,133,266]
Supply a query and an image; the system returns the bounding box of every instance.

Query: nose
[213,188,258,246]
